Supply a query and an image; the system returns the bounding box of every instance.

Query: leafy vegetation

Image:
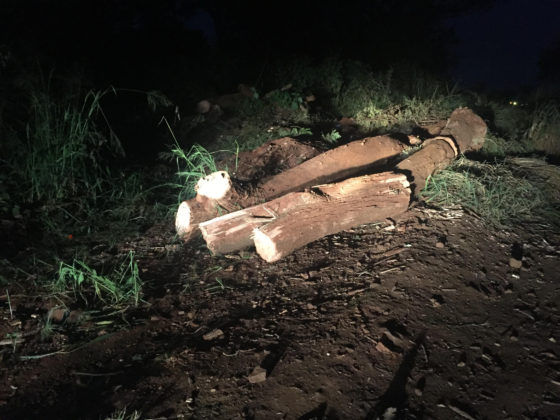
[321,129,342,144]
[54,251,142,306]
[15,77,123,203]
[421,157,557,226]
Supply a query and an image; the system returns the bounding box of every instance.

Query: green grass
[159,117,222,201]
[105,408,141,420]
[16,74,123,202]
[167,142,219,201]
[421,157,551,226]
[54,251,142,306]
[321,129,342,144]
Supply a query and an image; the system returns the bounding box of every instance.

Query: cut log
[199,192,318,254]
[257,135,410,198]
[253,172,411,262]
[180,108,487,257]
[175,171,260,241]
[177,135,412,240]
[200,172,410,258]
[395,136,457,195]
[396,107,488,195]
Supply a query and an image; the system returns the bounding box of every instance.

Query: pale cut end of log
[195,171,231,200]
[175,201,192,238]
[253,228,280,263]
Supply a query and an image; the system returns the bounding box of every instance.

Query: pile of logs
[175,108,487,262]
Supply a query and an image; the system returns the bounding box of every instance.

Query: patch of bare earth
[1,205,559,419]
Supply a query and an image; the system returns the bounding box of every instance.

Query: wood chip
[203,329,224,341]
[447,404,477,420]
[248,366,267,383]
[509,258,522,269]
[375,341,393,354]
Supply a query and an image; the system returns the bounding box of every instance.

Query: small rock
[203,329,224,341]
[408,135,422,145]
[376,341,393,354]
[48,308,68,323]
[509,258,522,269]
[248,366,267,384]
[435,241,445,249]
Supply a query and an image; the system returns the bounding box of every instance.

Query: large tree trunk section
[395,136,457,195]
[253,172,411,262]
[440,107,487,153]
[177,135,411,241]
[200,172,411,259]
[396,107,488,195]
[179,108,488,261]
[199,192,318,254]
[257,135,410,198]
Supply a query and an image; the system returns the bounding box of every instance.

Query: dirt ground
[1,130,560,420]
[1,198,559,419]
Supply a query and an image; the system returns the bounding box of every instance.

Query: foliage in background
[479,132,533,159]
[525,101,560,156]
[276,126,313,138]
[265,58,465,131]
[6,71,123,202]
[0,67,176,238]
[489,100,531,140]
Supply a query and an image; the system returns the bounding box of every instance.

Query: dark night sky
[1,1,559,91]
[446,0,560,90]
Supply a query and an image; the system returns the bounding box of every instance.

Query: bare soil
[1,146,559,419]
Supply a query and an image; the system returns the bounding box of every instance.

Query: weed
[480,132,532,159]
[422,157,550,226]
[159,117,220,200]
[6,288,13,318]
[277,126,313,137]
[104,407,141,420]
[54,251,142,306]
[321,129,341,144]
[40,313,56,341]
[269,89,305,110]
[206,277,231,295]
[13,70,124,202]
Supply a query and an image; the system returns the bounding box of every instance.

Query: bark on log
[395,136,457,195]
[396,107,487,195]
[177,135,411,240]
[181,108,487,260]
[201,172,411,258]
[199,192,318,254]
[253,172,411,262]
[199,107,487,261]
[257,135,410,198]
